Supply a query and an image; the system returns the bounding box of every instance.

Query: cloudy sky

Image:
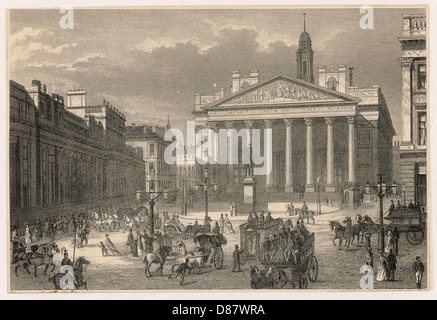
[8,7,426,137]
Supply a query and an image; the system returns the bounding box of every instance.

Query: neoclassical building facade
[192,27,395,199]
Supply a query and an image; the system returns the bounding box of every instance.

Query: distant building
[398,14,427,205]
[125,119,176,192]
[9,80,146,227]
[176,150,197,189]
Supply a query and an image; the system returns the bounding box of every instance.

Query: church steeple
[296,13,314,84]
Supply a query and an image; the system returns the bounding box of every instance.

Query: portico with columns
[192,74,395,198]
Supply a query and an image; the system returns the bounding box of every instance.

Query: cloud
[11,41,78,62]
[10,27,53,45]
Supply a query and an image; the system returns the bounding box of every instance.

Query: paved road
[10,199,427,291]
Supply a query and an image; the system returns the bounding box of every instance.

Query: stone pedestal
[243,177,257,205]
[325,185,336,193]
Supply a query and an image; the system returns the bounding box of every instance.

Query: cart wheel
[214,247,224,270]
[407,227,424,245]
[299,275,308,289]
[181,232,189,240]
[308,256,319,282]
[166,226,178,239]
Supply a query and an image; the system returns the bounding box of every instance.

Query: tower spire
[303,13,307,32]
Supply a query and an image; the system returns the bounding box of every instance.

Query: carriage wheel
[166,226,178,239]
[407,227,424,245]
[308,256,319,282]
[181,232,189,241]
[214,247,224,270]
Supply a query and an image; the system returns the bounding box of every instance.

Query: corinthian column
[399,57,414,145]
[305,118,315,192]
[325,117,336,192]
[225,120,234,188]
[284,119,294,193]
[264,119,274,192]
[347,116,356,183]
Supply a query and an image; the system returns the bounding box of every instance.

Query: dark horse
[344,216,363,246]
[25,242,60,277]
[295,209,315,225]
[329,221,352,249]
[50,256,91,290]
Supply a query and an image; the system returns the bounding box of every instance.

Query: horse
[329,221,351,250]
[266,266,289,289]
[124,216,140,232]
[342,217,356,249]
[295,209,315,225]
[173,240,204,274]
[142,240,172,278]
[27,242,60,277]
[168,259,193,286]
[356,214,378,234]
[50,256,91,290]
[13,241,32,277]
[250,266,270,289]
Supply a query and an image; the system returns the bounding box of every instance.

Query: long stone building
[192,25,396,202]
[9,80,146,227]
[398,14,427,206]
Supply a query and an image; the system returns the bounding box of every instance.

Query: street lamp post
[195,168,218,220]
[142,168,167,236]
[369,174,396,252]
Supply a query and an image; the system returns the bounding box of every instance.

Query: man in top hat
[232,245,244,273]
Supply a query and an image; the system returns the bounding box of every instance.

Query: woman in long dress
[376,252,388,282]
[385,227,394,253]
[24,225,32,245]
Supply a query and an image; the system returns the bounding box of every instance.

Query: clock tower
[296,14,315,84]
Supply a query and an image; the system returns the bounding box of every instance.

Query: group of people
[389,199,423,212]
[246,211,274,225]
[262,221,311,265]
[124,228,171,258]
[212,214,235,234]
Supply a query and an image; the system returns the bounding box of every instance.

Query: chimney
[132,123,136,128]
[349,67,354,87]
[31,80,41,88]
[66,89,87,108]
[220,88,225,98]
[232,71,241,93]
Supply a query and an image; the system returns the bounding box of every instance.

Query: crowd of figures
[261,222,311,265]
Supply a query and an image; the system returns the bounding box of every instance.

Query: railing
[403,15,426,36]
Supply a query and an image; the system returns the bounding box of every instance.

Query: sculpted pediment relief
[223,79,342,105]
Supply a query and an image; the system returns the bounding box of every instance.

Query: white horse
[124,216,140,232]
[173,240,204,274]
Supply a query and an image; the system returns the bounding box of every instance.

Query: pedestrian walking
[365,233,372,251]
[387,250,397,281]
[232,245,244,272]
[392,227,400,256]
[364,248,374,269]
[413,256,425,289]
[219,214,225,233]
[385,226,394,254]
[376,251,388,282]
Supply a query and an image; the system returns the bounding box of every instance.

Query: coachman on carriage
[241,218,318,289]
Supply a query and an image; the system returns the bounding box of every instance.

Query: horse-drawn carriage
[384,206,426,245]
[241,218,318,289]
[174,233,226,272]
[165,217,212,240]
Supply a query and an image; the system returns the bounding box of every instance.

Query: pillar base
[305,186,315,193]
[265,186,274,193]
[325,185,336,193]
[285,186,294,193]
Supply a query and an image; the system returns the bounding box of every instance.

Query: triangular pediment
[202,75,359,109]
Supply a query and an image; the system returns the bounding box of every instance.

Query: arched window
[303,61,307,75]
